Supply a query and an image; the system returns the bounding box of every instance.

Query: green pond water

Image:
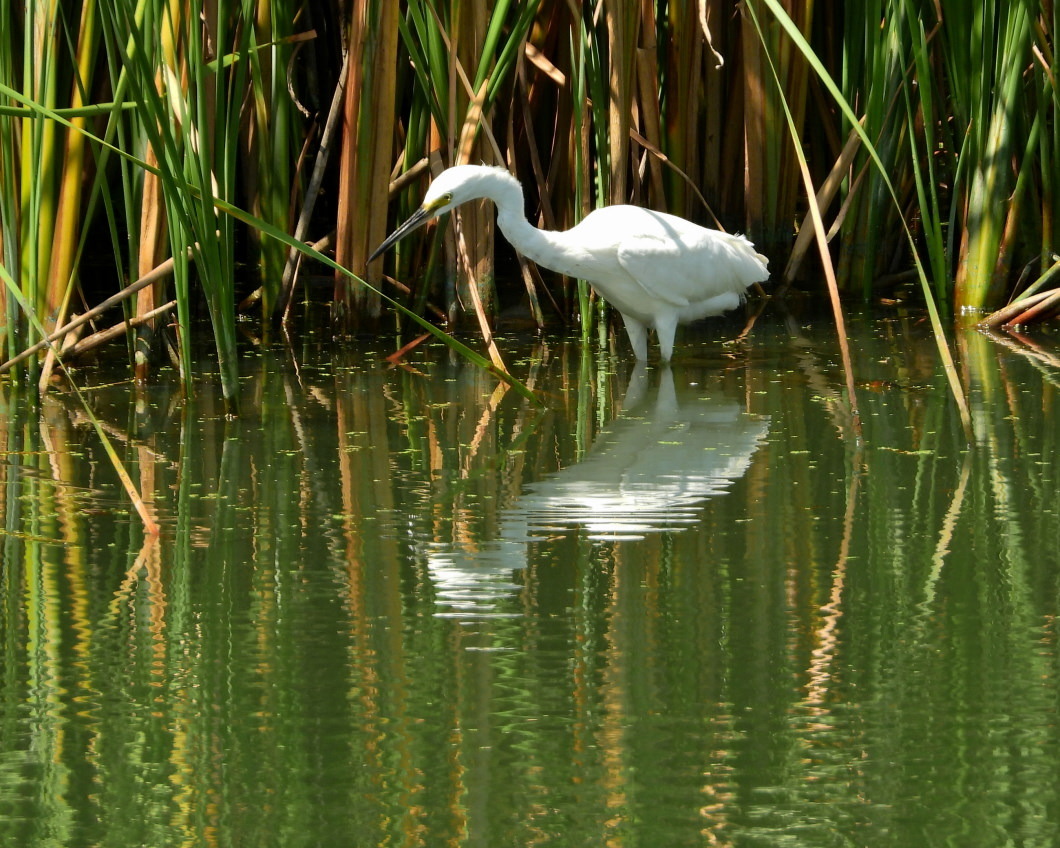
[1,313,1058,847]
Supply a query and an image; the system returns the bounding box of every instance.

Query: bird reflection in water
[427,363,770,619]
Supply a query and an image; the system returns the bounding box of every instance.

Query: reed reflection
[427,362,769,618]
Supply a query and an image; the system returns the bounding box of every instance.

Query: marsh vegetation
[2,2,1057,389]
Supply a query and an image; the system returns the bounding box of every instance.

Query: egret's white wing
[613,213,767,315]
[614,234,693,310]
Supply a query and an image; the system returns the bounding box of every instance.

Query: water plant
[0,1,1055,394]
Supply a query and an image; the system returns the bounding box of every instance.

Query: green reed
[752,0,972,435]
[1,0,1057,403]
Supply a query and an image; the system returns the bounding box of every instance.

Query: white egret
[368,165,769,361]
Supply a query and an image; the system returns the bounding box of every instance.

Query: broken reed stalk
[783,123,862,283]
[277,48,350,320]
[979,258,1060,328]
[63,299,177,361]
[980,289,1060,329]
[1005,289,1060,326]
[0,253,178,373]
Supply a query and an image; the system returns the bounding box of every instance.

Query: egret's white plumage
[369,164,769,361]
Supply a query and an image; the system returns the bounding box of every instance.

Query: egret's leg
[622,315,649,360]
[655,313,679,362]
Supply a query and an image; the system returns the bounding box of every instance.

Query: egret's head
[420,165,505,214]
[368,165,508,263]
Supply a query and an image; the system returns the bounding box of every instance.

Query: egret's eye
[426,193,453,214]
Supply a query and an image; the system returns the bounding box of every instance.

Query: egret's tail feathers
[727,233,770,282]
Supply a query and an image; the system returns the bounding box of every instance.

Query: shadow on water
[1,315,1059,847]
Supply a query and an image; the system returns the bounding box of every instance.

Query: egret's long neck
[480,170,574,274]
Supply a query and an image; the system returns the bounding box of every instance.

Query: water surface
[1,315,1058,846]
